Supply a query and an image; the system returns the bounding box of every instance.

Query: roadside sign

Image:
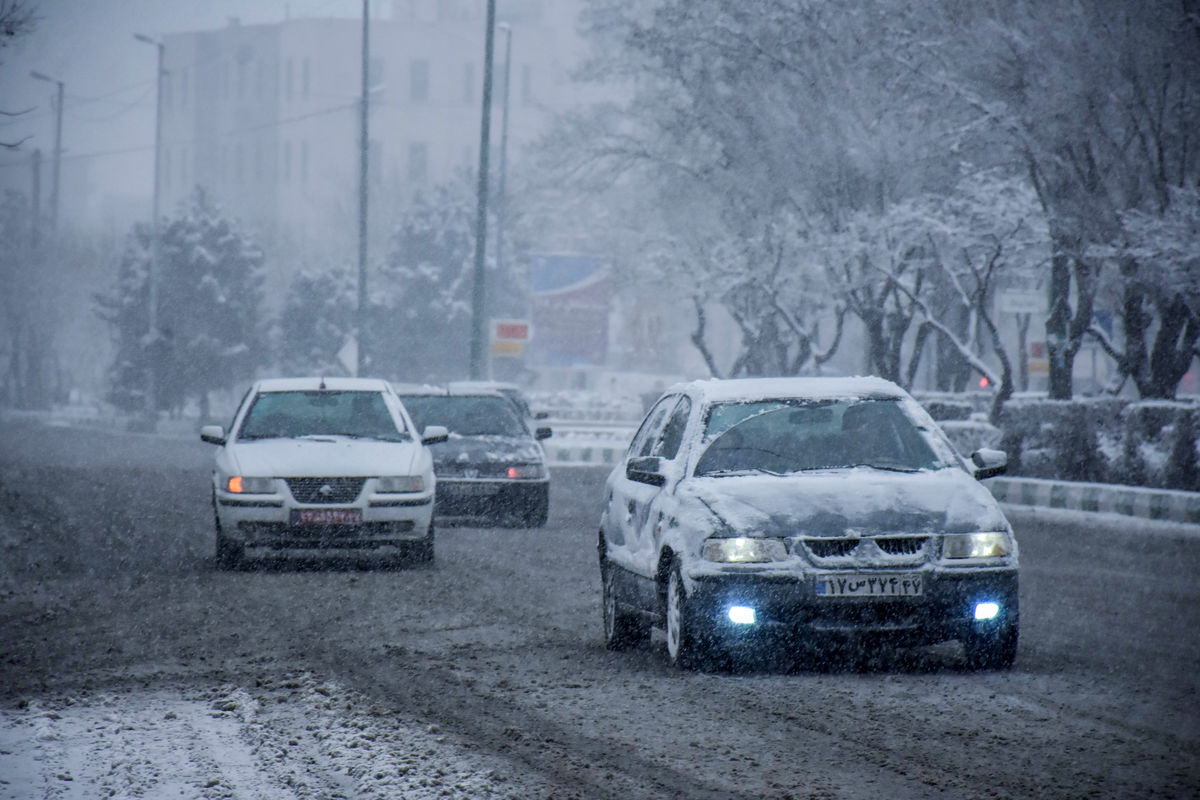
[997,289,1046,314]
[492,340,525,357]
[493,319,531,342]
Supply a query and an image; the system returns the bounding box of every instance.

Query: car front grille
[875,536,929,555]
[803,538,859,558]
[285,477,365,504]
[798,536,929,559]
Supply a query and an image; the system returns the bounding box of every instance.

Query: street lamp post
[134,33,164,423]
[29,71,63,234]
[469,0,497,380]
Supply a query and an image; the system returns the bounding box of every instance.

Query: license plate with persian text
[815,573,923,598]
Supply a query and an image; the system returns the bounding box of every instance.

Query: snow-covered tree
[277,266,357,377]
[96,189,265,416]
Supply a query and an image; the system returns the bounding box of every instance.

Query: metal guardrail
[988,477,1200,525]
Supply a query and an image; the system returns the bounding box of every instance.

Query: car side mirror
[200,425,226,445]
[534,410,550,420]
[626,455,666,486]
[422,425,449,445]
[535,426,552,441]
[971,448,1008,480]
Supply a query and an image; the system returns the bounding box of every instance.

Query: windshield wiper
[846,462,920,473]
[698,467,785,477]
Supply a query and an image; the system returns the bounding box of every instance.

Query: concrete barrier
[988,477,1200,525]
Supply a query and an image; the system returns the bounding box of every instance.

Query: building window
[283,140,291,183]
[235,143,243,185]
[285,59,293,101]
[163,147,171,189]
[463,63,474,104]
[222,61,230,100]
[300,140,308,185]
[255,62,264,99]
[302,57,310,101]
[179,147,187,188]
[410,59,429,103]
[408,141,428,185]
[369,57,384,89]
[521,63,532,104]
[180,68,188,107]
[253,143,262,182]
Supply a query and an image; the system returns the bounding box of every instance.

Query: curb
[989,477,1200,525]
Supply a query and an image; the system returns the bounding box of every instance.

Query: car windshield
[399,395,528,437]
[695,397,949,476]
[236,390,408,441]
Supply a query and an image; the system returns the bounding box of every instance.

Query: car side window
[653,397,692,460]
[628,396,676,458]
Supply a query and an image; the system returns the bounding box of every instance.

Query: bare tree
[0,0,38,149]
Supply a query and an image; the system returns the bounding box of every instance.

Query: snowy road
[1,417,1198,799]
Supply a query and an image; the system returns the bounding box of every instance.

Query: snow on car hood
[429,434,543,466]
[227,437,422,477]
[681,467,1009,537]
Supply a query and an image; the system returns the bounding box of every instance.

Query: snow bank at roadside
[1,672,545,800]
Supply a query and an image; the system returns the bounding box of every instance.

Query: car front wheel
[665,564,706,669]
[213,497,243,571]
[409,521,435,565]
[963,624,1018,670]
[602,560,649,650]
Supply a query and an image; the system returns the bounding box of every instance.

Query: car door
[637,395,693,559]
[604,395,678,573]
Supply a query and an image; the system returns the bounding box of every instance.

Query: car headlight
[226,476,275,494]
[377,475,425,493]
[505,463,545,479]
[944,532,1012,559]
[702,537,788,563]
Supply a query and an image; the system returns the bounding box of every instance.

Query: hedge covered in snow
[917,393,1200,492]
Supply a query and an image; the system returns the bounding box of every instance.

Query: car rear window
[399,395,528,437]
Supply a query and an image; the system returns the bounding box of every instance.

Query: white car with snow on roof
[200,377,448,568]
[597,376,1018,670]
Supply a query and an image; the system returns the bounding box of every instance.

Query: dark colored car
[395,387,552,527]
[598,376,1018,670]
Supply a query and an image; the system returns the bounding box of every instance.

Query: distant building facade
[158,0,593,257]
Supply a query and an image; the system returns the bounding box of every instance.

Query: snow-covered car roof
[391,382,448,395]
[447,380,522,394]
[252,377,394,393]
[669,376,909,405]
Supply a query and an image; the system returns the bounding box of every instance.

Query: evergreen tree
[96,189,265,415]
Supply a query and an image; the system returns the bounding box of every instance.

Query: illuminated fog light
[974,602,1001,621]
[728,606,756,625]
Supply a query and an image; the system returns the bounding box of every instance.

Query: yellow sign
[1028,360,1049,374]
[492,340,525,357]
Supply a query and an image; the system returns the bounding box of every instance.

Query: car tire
[665,563,707,670]
[521,487,550,528]
[602,559,649,650]
[963,624,1018,670]
[213,502,243,571]
[410,521,435,564]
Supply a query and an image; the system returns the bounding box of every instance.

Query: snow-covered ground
[1,672,546,800]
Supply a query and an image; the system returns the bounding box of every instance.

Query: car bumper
[434,479,548,519]
[215,491,434,549]
[685,567,1018,649]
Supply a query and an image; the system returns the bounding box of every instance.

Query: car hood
[226,438,423,477]
[430,434,543,466]
[680,467,1009,537]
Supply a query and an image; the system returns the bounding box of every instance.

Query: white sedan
[200,377,448,568]
[599,376,1018,670]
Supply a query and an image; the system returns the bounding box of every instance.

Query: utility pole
[29,71,63,234]
[134,34,164,425]
[469,0,497,380]
[495,23,512,303]
[30,148,41,250]
[356,0,370,377]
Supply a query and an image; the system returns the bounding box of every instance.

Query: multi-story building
[158,0,594,265]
